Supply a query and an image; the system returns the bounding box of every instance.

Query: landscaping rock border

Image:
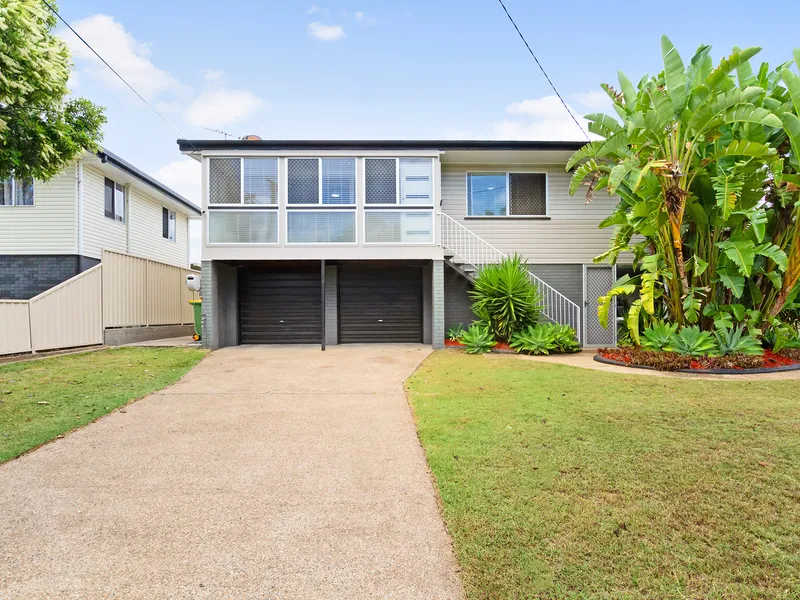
[593,354,800,375]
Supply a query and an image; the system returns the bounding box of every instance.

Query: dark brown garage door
[239,267,321,344]
[338,265,422,343]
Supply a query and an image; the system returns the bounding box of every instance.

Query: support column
[324,264,338,346]
[432,259,445,349]
[200,260,214,350]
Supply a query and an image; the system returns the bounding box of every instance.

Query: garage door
[339,265,422,343]
[239,267,321,344]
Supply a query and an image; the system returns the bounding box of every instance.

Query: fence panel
[29,265,103,352]
[147,260,184,325]
[102,250,148,327]
[0,301,32,355]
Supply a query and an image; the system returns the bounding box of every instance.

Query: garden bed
[596,347,800,374]
[444,339,515,353]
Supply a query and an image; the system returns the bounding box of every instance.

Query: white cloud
[155,158,201,207]
[489,117,590,141]
[308,22,346,41]
[202,69,226,83]
[60,14,179,99]
[570,90,612,112]
[184,88,264,128]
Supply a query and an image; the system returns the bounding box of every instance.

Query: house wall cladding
[0,254,98,300]
[440,165,619,264]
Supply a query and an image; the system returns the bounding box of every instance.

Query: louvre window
[287,211,355,243]
[104,177,126,222]
[365,158,397,204]
[365,211,433,243]
[322,158,356,205]
[467,172,547,216]
[209,210,278,244]
[209,158,242,204]
[0,175,34,206]
[243,158,278,204]
[399,158,432,205]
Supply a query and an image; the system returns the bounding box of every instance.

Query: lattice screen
[585,267,616,346]
[209,158,241,204]
[509,173,546,215]
[287,158,319,204]
[365,158,397,204]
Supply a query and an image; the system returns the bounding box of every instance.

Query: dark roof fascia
[97,148,200,215]
[176,139,587,153]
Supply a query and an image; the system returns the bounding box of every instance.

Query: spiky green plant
[460,324,497,355]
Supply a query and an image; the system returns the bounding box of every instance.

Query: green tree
[0,0,105,180]
[568,37,800,342]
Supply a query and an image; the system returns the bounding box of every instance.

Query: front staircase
[440,213,582,340]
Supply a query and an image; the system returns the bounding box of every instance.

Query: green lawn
[407,351,800,599]
[0,347,205,463]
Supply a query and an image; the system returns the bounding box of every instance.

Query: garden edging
[593,354,800,375]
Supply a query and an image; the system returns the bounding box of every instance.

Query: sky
[56,0,800,260]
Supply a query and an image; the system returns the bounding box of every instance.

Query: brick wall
[0,255,98,300]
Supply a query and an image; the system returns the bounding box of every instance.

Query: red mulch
[598,347,800,372]
[445,339,464,347]
[444,339,513,351]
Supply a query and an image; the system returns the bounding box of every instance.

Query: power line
[495,0,590,141]
[41,0,199,151]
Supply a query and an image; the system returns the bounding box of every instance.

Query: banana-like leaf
[755,242,789,269]
[735,47,756,87]
[608,161,634,192]
[718,140,776,158]
[627,299,643,346]
[717,269,745,297]
[597,278,636,328]
[565,140,604,171]
[781,68,800,115]
[633,159,671,191]
[661,36,687,112]
[706,47,762,92]
[764,270,783,289]
[617,71,636,108]
[568,159,600,195]
[640,269,662,315]
[718,240,756,277]
[597,132,630,158]
[794,49,800,70]
[586,113,622,138]
[723,104,782,128]
[736,207,768,243]
[688,254,709,277]
[683,293,702,323]
[780,113,800,162]
[711,173,742,221]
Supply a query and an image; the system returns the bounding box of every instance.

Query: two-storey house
[0,148,200,299]
[178,139,626,350]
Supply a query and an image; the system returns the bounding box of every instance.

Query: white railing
[441,213,582,339]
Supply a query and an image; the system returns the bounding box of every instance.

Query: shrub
[470,255,544,341]
[714,326,763,356]
[599,348,768,371]
[460,324,497,355]
[641,322,679,351]
[666,326,717,357]
[551,324,581,353]
[446,324,466,342]
[510,325,556,355]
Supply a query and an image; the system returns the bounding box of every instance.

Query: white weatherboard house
[0,148,200,300]
[178,139,628,349]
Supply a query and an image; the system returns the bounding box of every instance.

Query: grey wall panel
[214,262,239,349]
[444,267,475,331]
[324,264,338,345]
[528,264,584,307]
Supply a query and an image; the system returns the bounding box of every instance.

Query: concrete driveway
[0,345,462,599]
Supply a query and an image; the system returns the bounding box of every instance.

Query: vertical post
[321,259,326,351]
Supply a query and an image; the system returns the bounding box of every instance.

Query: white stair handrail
[440,213,581,339]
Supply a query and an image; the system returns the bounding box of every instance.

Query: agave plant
[509,325,556,355]
[459,324,497,355]
[446,324,466,342]
[666,326,717,357]
[714,325,763,356]
[641,322,680,351]
[568,38,800,342]
[469,254,545,341]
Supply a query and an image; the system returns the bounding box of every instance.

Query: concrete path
[0,345,462,600]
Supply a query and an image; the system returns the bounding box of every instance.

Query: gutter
[176,139,588,153]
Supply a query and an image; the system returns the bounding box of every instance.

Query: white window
[209,157,279,204]
[0,175,34,206]
[104,177,126,222]
[467,172,547,217]
[162,207,176,241]
[287,157,356,205]
[365,158,433,205]
[365,210,433,243]
[209,210,278,244]
[287,211,356,243]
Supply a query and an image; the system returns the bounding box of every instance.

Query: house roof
[96,148,200,215]
[176,139,587,153]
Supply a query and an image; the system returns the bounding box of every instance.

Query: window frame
[208,157,279,206]
[287,157,357,207]
[364,157,435,208]
[363,208,435,245]
[0,175,35,207]
[104,177,126,223]
[207,208,280,246]
[465,170,549,218]
[285,208,358,245]
[162,207,177,242]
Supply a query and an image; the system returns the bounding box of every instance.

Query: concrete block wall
[201,260,214,349]
[0,255,97,299]
[432,259,444,349]
[324,264,338,345]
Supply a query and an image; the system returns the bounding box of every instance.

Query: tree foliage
[568,37,800,343]
[0,0,105,180]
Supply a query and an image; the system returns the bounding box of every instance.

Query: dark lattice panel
[288,158,319,204]
[365,158,396,204]
[509,173,546,215]
[209,158,241,204]
[585,267,616,346]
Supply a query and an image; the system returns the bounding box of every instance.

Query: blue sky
[58,0,800,207]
